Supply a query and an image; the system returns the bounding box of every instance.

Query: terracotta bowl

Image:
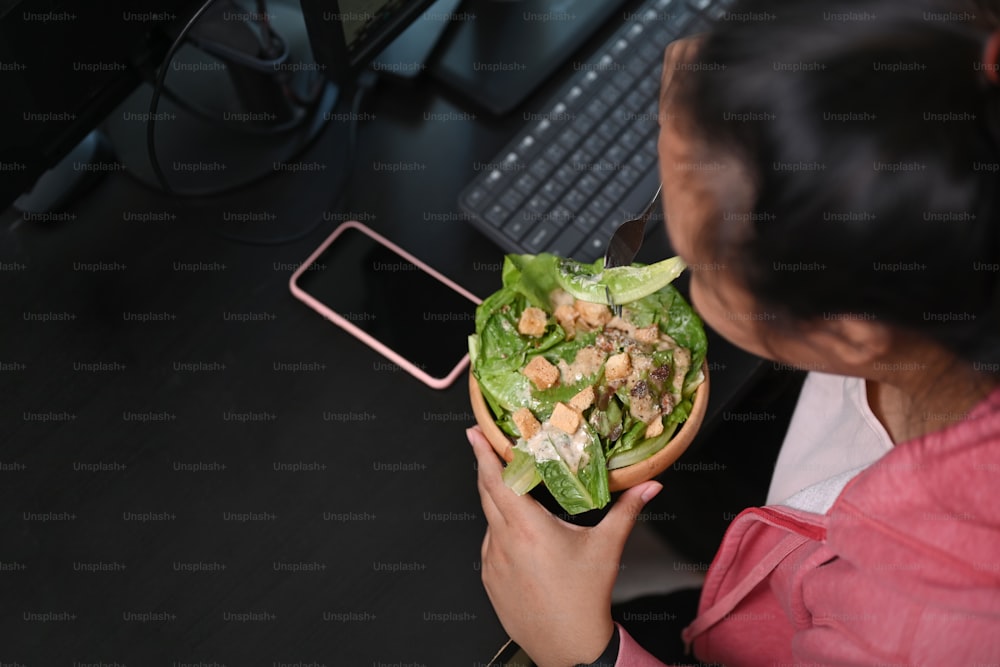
[469,360,710,492]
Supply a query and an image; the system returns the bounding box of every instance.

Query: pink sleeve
[614,623,671,667]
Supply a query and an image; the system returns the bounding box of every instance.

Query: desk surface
[0,55,764,664]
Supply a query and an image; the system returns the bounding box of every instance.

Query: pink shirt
[616,384,1000,666]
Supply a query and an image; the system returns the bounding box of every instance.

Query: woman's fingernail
[466,427,480,445]
[640,482,663,503]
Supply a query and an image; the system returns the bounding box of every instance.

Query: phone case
[288,220,482,389]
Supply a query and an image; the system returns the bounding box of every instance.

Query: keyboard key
[607,144,628,166]
[547,205,574,226]
[483,169,504,190]
[523,220,561,253]
[554,164,578,187]
[589,195,614,218]
[585,98,609,120]
[526,194,552,217]
[529,158,554,180]
[619,130,642,151]
[573,210,601,233]
[514,173,539,195]
[463,187,488,210]
[543,143,568,163]
[597,121,620,142]
[564,189,589,213]
[502,212,532,241]
[628,57,650,76]
[540,180,564,200]
[517,135,538,156]
[616,164,641,186]
[592,161,617,183]
[577,174,600,194]
[574,114,596,134]
[557,127,582,150]
[640,42,662,65]
[600,86,622,106]
[603,180,628,204]
[583,134,607,156]
[630,151,656,171]
[639,76,659,96]
[499,189,526,210]
[651,26,674,45]
[612,71,637,92]
[484,204,510,227]
[570,148,594,167]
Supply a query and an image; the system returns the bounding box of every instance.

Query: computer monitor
[0,0,442,214]
[0,0,206,212]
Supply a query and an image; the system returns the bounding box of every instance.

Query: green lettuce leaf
[554,256,686,305]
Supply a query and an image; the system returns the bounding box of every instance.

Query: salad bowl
[468,252,711,512]
[470,360,709,493]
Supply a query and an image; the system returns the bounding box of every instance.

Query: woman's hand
[468,425,663,667]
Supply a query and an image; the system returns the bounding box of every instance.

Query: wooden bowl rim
[469,359,710,492]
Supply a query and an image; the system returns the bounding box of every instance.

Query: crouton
[645,417,665,439]
[523,355,559,390]
[634,325,660,344]
[512,407,541,440]
[553,304,578,339]
[604,352,632,382]
[517,306,548,337]
[550,402,581,434]
[568,385,595,412]
[549,288,575,308]
[574,300,612,328]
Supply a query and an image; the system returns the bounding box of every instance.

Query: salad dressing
[522,421,591,474]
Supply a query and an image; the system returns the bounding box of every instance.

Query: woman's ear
[805,315,893,368]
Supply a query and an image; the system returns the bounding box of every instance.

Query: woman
[468,0,1000,664]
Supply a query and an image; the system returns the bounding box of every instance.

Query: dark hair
[673,0,1000,368]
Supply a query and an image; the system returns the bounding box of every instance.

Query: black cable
[147,0,220,197]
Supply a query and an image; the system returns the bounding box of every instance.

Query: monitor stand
[105,0,336,198]
[426,0,630,115]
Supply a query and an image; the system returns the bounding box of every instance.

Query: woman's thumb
[600,481,663,544]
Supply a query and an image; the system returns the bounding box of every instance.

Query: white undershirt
[766,372,895,513]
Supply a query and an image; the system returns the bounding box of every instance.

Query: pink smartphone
[289,221,482,389]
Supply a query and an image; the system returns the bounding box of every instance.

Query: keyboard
[458,0,728,263]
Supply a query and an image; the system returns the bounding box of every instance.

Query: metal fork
[603,184,663,316]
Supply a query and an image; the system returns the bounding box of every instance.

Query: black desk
[0,66,765,665]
